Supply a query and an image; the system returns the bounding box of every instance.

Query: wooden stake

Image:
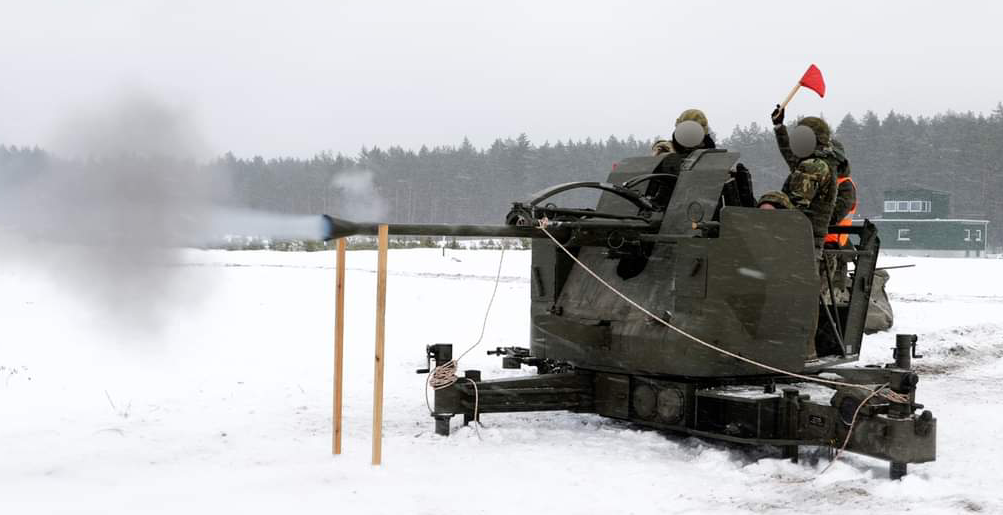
[333,238,346,455]
[372,225,389,465]
[779,82,801,111]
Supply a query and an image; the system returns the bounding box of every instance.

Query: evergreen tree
[4,105,1003,248]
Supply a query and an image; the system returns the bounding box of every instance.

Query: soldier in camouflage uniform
[825,138,856,295]
[828,139,855,232]
[651,109,716,156]
[758,109,837,249]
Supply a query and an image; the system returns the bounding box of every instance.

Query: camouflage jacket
[774,125,837,244]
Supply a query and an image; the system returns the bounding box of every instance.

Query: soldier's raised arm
[771,105,798,171]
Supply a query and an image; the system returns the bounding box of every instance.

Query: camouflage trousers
[814,250,858,359]
[819,249,850,304]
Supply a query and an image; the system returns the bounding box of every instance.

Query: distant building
[871,188,989,257]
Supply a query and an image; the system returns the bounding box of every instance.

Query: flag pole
[779,82,801,111]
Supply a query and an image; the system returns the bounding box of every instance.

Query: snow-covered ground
[2,249,1002,514]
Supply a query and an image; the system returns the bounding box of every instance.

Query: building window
[965,229,972,241]
[885,199,933,213]
[976,230,983,242]
[897,228,911,241]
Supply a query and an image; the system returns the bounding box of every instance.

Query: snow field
[2,249,1002,514]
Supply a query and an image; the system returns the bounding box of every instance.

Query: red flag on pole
[799,64,826,98]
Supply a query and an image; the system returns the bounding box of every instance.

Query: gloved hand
[771,104,785,126]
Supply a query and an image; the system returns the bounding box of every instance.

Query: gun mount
[325,149,936,479]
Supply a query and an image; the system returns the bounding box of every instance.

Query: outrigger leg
[434,415,452,436]
[420,339,936,480]
[431,370,594,430]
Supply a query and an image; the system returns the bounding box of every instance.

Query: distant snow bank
[875,255,1003,297]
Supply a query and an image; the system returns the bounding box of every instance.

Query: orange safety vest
[825,177,857,246]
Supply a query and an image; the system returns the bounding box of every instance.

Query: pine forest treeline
[3,105,1003,247]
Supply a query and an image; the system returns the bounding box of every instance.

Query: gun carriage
[325,149,936,479]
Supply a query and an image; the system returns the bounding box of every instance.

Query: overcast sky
[2,0,1002,158]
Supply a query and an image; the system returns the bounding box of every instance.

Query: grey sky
[2,0,1001,158]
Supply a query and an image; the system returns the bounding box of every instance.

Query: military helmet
[676,109,709,134]
[796,116,831,146]
[757,190,795,209]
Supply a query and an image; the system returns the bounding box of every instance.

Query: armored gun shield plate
[662,207,817,376]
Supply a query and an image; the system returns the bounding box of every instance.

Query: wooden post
[779,82,801,111]
[333,238,346,455]
[372,225,389,465]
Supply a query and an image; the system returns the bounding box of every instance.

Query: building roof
[884,187,951,196]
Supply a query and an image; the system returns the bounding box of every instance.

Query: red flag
[799,64,826,97]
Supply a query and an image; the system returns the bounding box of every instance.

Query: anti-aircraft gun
[323,149,936,479]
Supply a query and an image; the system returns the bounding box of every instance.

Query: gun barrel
[322,215,659,241]
[349,222,540,238]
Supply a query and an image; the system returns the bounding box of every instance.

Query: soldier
[824,139,857,296]
[652,109,716,156]
[825,138,857,248]
[758,107,837,249]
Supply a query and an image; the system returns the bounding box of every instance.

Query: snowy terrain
[3,249,1002,514]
